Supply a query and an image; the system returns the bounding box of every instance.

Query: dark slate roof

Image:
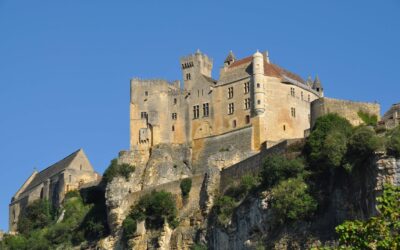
[23,149,82,192]
[312,75,322,89]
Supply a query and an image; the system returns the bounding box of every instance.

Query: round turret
[252,50,265,115]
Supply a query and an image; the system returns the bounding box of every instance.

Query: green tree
[305,114,352,168]
[386,126,400,158]
[335,184,400,249]
[261,155,305,188]
[103,159,135,184]
[180,178,192,199]
[214,196,237,225]
[17,199,53,235]
[270,177,317,224]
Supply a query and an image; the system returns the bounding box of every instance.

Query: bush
[17,199,54,235]
[345,126,384,170]
[122,216,137,241]
[103,159,135,184]
[224,174,258,201]
[192,243,208,250]
[180,178,192,199]
[214,196,237,225]
[357,110,378,126]
[270,178,317,224]
[335,184,400,249]
[386,126,400,158]
[261,155,305,188]
[305,114,352,168]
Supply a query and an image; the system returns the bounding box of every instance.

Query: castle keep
[130,50,324,168]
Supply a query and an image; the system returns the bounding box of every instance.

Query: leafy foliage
[214,196,237,225]
[335,184,400,249]
[103,159,135,184]
[180,178,192,199]
[261,155,305,188]
[17,199,54,235]
[305,114,352,168]
[224,174,258,201]
[270,177,317,224]
[122,190,178,244]
[357,110,378,126]
[386,126,400,158]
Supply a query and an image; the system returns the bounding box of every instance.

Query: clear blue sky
[0,0,399,231]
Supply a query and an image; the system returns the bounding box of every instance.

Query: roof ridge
[36,148,82,174]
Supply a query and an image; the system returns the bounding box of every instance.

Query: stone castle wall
[219,138,304,192]
[192,126,253,172]
[311,97,380,127]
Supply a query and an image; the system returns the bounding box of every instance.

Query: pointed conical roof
[224,50,236,63]
[306,76,313,87]
[312,75,323,90]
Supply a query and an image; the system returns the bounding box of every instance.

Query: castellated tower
[180,49,213,90]
[252,51,266,115]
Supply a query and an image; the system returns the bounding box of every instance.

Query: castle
[130,50,326,168]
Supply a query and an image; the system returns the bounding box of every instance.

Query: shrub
[2,235,28,250]
[214,196,236,225]
[270,178,317,224]
[192,243,208,250]
[224,174,258,201]
[305,114,352,168]
[386,126,400,158]
[357,110,378,126]
[180,178,192,199]
[335,184,400,249]
[346,126,384,170]
[17,199,54,235]
[103,159,135,184]
[261,155,305,188]
[122,216,137,242]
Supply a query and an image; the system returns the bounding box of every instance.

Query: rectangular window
[203,103,209,117]
[186,73,191,80]
[244,98,251,110]
[228,87,234,99]
[174,98,177,104]
[257,83,260,88]
[172,113,177,120]
[290,87,295,97]
[228,103,234,114]
[141,112,148,119]
[69,175,72,183]
[145,91,148,96]
[291,107,296,118]
[244,82,250,94]
[193,105,199,119]
[245,115,250,124]
[233,120,237,128]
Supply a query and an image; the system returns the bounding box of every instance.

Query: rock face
[207,155,400,250]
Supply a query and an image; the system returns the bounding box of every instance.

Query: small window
[233,120,237,128]
[290,87,295,97]
[186,73,191,80]
[244,82,250,94]
[244,98,251,110]
[203,103,209,117]
[291,107,296,118]
[174,98,177,104]
[228,87,234,99]
[172,125,175,131]
[301,91,303,100]
[283,125,286,131]
[228,103,234,114]
[172,113,177,120]
[141,112,148,119]
[257,100,261,105]
[145,91,148,96]
[193,105,200,119]
[245,115,250,124]
[257,83,260,88]
[308,95,310,102]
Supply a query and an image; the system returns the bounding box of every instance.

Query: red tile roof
[228,55,304,83]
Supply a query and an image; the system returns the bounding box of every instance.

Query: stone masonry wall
[311,97,380,127]
[219,139,304,192]
[192,126,253,172]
